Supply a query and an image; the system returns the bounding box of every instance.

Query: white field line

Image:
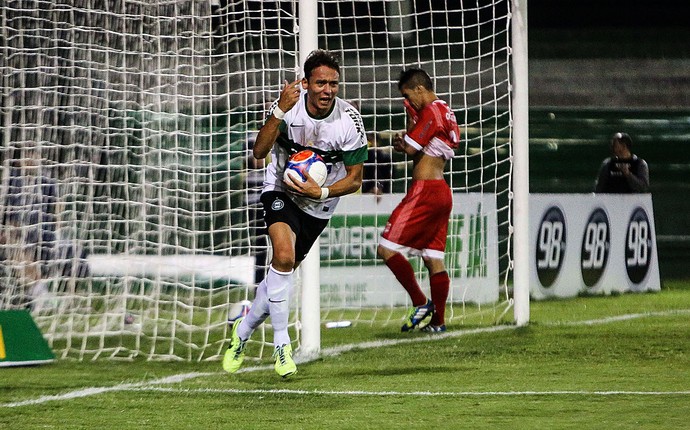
[130,386,690,397]
[541,309,690,327]
[2,309,689,408]
[0,372,216,408]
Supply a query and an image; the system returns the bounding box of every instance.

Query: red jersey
[403,100,460,160]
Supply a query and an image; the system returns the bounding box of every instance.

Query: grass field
[1,281,689,429]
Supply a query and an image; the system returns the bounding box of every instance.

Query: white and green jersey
[263,93,368,219]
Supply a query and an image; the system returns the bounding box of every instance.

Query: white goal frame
[297,0,531,356]
[0,0,529,361]
[511,0,530,326]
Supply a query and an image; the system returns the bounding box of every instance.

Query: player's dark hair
[612,132,632,149]
[398,68,433,91]
[303,49,340,80]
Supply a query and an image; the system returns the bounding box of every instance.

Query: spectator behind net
[0,144,58,311]
[594,132,649,193]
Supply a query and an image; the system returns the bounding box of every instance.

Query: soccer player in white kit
[223,50,368,377]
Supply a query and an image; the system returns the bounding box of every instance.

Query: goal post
[304,0,519,332]
[511,0,531,326]
[0,0,524,362]
[298,0,527,355]
[297,0,321,360]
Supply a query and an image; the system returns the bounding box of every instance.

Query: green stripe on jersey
[343,145,368,166]
[276,134,366,166]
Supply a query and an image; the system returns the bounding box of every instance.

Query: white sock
[237,279,269,340]
[265,265,293,347]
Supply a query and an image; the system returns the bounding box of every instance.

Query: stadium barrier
[530,194,660,299]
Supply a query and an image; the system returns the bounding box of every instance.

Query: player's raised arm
[253,79,303,160]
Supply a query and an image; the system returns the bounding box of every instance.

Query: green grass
[2,281,689,429]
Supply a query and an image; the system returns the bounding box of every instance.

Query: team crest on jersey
[271,198,285,211]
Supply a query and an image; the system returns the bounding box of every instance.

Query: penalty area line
[542,308,690,327]
[0,372,215,408]
[129,386,690,397]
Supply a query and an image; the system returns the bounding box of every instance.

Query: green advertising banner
[319,193,499,307]
[0,310,55,367]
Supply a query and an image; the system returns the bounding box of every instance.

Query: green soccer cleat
[401,299,435,332]
[222,317,247,373]
[273,343,297,378]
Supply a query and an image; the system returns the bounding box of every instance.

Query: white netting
[0,0,513,361]
[314,1,513,326]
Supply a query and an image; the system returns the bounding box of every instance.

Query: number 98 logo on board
[580,208,610,288]
[535,206,567,288]
[625,207,652,284]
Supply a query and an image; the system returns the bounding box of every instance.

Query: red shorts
[380,180,452,258]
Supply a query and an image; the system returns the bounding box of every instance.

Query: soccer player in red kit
[377,68,460,333]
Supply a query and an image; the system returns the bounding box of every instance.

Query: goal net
[0,0,514,361]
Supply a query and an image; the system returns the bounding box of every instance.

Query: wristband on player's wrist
[273,105,285,120]
[319,187,330,200]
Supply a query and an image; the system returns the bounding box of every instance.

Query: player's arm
[322,108,367,197]
[392,135,421,157]
[322,163,363,198]
[287,155,365,200]
[253,79,302,160]
[626,159,650,192]
[594,160,610,193]
[403,99,418,126]
[398,110,436,157]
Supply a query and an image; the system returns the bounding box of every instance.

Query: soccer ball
[283,150,327,187]
[227,299,252,323]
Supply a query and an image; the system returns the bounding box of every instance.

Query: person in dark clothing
[595,132,649,193]
[1,145,58,311]
[245,132,268,285]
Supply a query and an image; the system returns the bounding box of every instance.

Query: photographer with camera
[595,132,649,193]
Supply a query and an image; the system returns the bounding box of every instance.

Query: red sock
[429,271,450,326]
[385,253,427,306]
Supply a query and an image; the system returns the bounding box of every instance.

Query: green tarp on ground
[0,310,55,367]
